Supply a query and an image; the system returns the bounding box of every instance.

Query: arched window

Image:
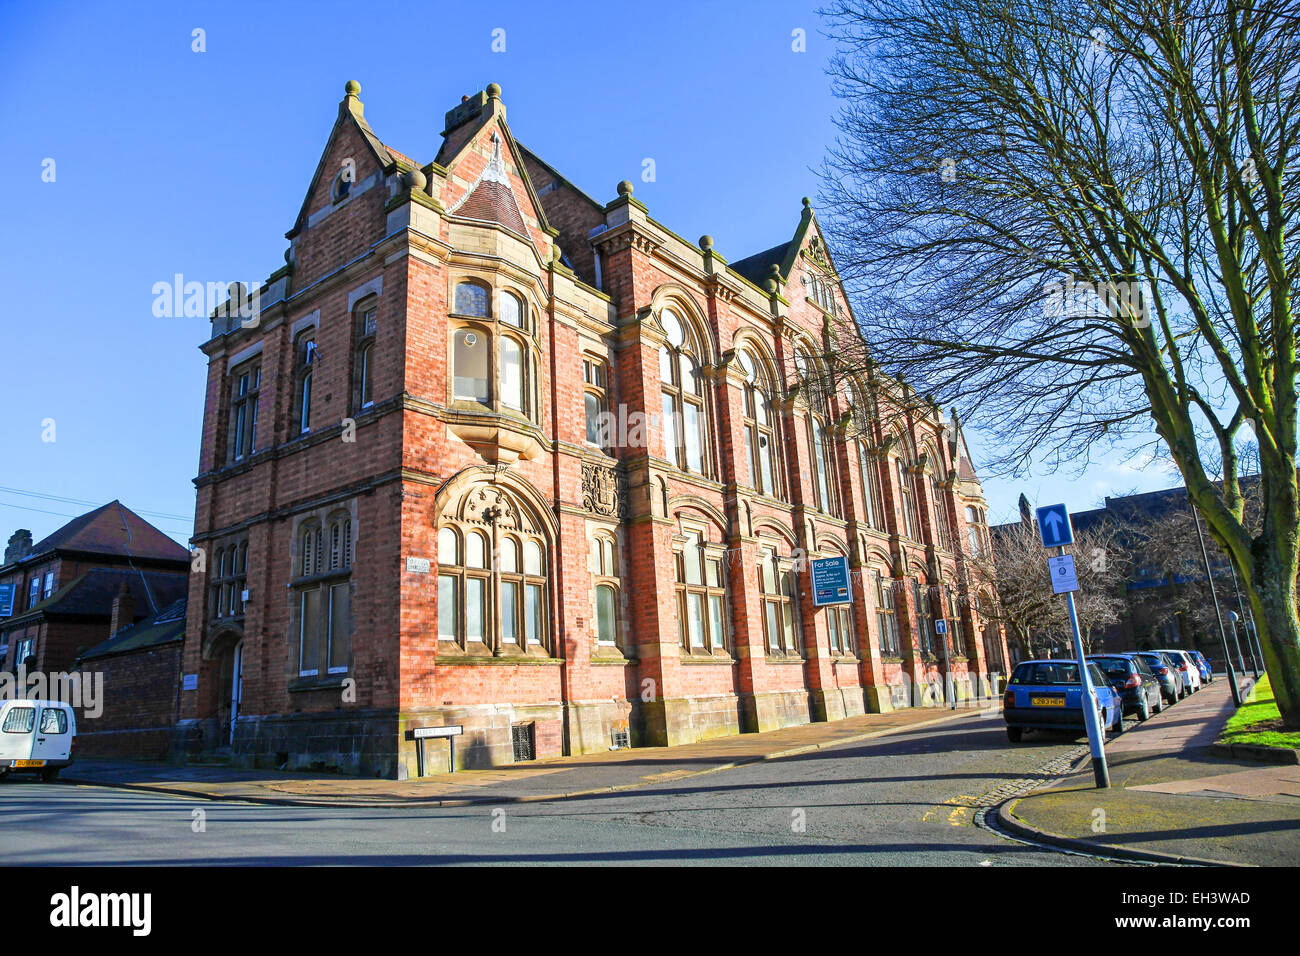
[454,281,490,317]
[437,490,549,653]
[500,291,524,328]
[945,586,969,658]
[208,541,248,621]
[332,169,352,203]
[827,600,855,657]
[966,506,983,557]
[659,308,708,475]
[583,356,610,449]
[294,331,315,434]
[295,513,353,677]
[674,528,728,653]
[758,543,799,656]
[796,348,838,515]
[737,347,782,499]
[354,304,377,411]
[590,532,622,649]
[873,569,901,658]
[500,336,525,412]
[929,471,952,550]
[911,578,936,658]
[895,449,920,540]
[858,441,884,530]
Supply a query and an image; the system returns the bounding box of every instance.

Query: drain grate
[511,722,535,762]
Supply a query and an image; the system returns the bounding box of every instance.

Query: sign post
[1036,504,1109,789]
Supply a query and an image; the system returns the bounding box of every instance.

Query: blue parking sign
[810,556,852,606]
[1035,503,1074,548]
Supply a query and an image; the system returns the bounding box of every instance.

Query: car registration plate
[1030,696,1065,707]
[11,759,45,767]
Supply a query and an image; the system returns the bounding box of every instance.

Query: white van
[0,700,76,782]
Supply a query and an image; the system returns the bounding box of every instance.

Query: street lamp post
[1192,505,1241,707]
[1228,563,1261,678]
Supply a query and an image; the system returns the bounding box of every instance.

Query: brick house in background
[72,596,187,759]
[182,81,1005,778]
[0,502,191,675]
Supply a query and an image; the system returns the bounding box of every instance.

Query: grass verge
[1218,675,1300,750]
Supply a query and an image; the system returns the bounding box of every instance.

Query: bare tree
[819,0,1300,724]
[1118,475,1263,644]
[985,515,1126,655]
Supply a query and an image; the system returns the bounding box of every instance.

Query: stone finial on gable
[342,79,364,118]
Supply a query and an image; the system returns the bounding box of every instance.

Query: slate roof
[5,568,188,626]
[21,501,190,567]
[728,242,794,288]
[78,597,186,661]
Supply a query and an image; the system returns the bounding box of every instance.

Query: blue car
[1003,659,1124,743]
[1190,650,1213,684]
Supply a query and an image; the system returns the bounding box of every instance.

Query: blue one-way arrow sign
[1036,503,1074,548]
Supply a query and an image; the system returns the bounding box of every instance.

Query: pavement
[998,676,1300,866]
[61,699,1001,808]
[8,709,1105,866]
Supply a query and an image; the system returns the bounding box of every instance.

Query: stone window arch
[453,279,491,318]
[293,510,354,678]
[672,519,729,654]
[736,343,784,499]
[872,566,902,659]
[353,298,378,411]
[797,346,839,516]
[436,484,550,655]
[757,537,800,657]
[589,530,623,651]
[658,306,711,475]
[293,329,316,435]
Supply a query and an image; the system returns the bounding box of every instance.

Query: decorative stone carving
[460,485,522,529]
[582,462,627,517]
[805,236,830,268]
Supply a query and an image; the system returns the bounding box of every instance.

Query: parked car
[1155,649,1202,696]
[1003,659,1123,743]
[1089,653,1164,721]
[0,699,76,782]
[1190,650,1214,684]
[1136,651,1182,705]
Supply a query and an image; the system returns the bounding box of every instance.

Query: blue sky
[0,0,1181,546]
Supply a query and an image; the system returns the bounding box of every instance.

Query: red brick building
[73,597,187,760]
[0,502,190,676]
[181,82,1005,777]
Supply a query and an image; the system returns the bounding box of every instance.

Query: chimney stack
[5,529,32,565]
[110,582,136,636]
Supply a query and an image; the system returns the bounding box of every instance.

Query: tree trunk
[1249,546,1300,729]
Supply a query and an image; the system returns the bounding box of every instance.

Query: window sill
[680,650,735,665]
[289,674,350,693]
[764,653,806,664]
[591,648,634,666]
[437,654,563,666]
